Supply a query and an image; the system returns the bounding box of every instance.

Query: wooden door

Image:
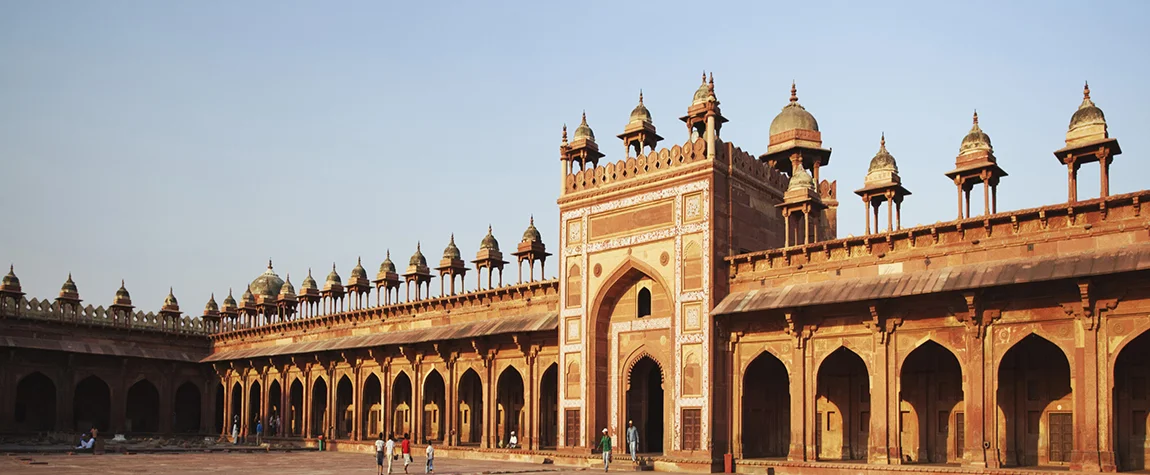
[564,409,580,447]
[955,412,965,459]
[1049,413,1073,463]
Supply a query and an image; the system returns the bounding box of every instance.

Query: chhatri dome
[204,293,219,313]
[769,82,819,136]
[959,111,993,154]
[1067,81,1107,139]
[521,216,542,243]
[221,289,238,312]
[787,167,816,192]
[443,235,462,261]
[409,243,428,267]
[279,275,297,299]
[480,226,500,251]
[249,260,285,299]
[629,91,653,124]
[691,72,716,105]
[378,251,397,275]
[60,274,78,296]
[867,133,899,176]
[301,270,319,293]
[573,112,595,141]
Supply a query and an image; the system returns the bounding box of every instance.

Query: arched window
[637,287,652,318]
[566,264,582,308]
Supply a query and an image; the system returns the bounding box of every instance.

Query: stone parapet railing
[727,189,1150,286]
[0,296,210,335]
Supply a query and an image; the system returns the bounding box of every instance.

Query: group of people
[229,413,282,445]
[596,420,642,472]
[375,432,434,474]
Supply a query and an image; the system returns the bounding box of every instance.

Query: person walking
[626,420,639,463]
[375,433,386,475]
[231,415,239,445]
[401,432,413,473]
[255,419,264,445]
[598,428,612,472]
[424,439,435,473]
[385,433,396,475]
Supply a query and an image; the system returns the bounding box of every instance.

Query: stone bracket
[1060,279,1120,331]
[954,292,999,339]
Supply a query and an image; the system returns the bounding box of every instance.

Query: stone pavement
[1,451,656,474]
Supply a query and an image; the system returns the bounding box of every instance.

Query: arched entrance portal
[626,356,664,454]
[289,379,304,436]
[74,375,111,432]
[997,334,1072,467]
[363,374,382,439]
[899,341,963,463]
[336,376,353,439]
[248,380,262,429]
[458,368,483,445]
[742,352,790,459]
[424,370,446,443]
[230,382,242,432]
[214,383,225,434]
[496,367,524,447]
[267,380,282,436]
[539,364,559,449]
[14,372,56,432]
[174,382,201,433]
[126,379,160,433]
[816,347,870,461]
[1115,329,1150,471]
[311,378,328,437]
[391,372,412,437]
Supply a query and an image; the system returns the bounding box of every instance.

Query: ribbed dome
[222,290,238,311]
[959,111,993,154]
[480,226,499,251]
[163,288,179,308]
[409,243,428,267]
[691,73,714,105]
[325,264,342,286]
[204,293,219,312]
[378,251,396,275]
[2,265,20,290]
[279,275,296,298]
[249,260,284,298]
[629,92,652,124]
[60,274,78,295]
[787,167,816,192]
[867,134,899,174]
[350,258,368,280]
[521,216,542,243]
[769,83,819,136]
[113,280,132,306]
[1069,82,1106,131]
[573,112,594,141]
[240,286,256,305]
[301,270,319,291]
[442,235,461,260]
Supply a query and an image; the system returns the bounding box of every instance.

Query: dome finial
[357,256,362,265]
[790,81,798,103]
[561,124,567,144]
[331,262,336,271]
[488,224,493,233]
[386,249,390,259]
[268,259,273,270]
[881,132,886,149]
[708,72,714,88]
[973,110,979,125]
[701,70,706,84]
[530,215,535,225]
[1084,81,1090,100]
[638,90,644,104]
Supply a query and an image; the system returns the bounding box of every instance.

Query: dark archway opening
[230,382,242,434]
[637,287,652,318]
[626,357,664,454]
[496,367,524,447]
[742,352,790,459]
[248,380,262,430]
[423,370,446,443]
[336,376,353,439]
[997,334,1072,467]
[267,380,282,437]
[539,364,559,449]
[214,383,225,434]
[900,341,963,463]
[458,369,483,445]
[391,373,412,437]
[15,372,56,432]
[1115,329,1150,471]
[311,378,328,438]
[74,375,111,432]
[816,347,870,461]
[174,382,201,433]
[126,379,160,433]
[363,374,382,440]
[289,379,304,436]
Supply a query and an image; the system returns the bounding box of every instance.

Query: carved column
[864,305,900,465]
[1064,281,1118,471]
[785,312,816,461]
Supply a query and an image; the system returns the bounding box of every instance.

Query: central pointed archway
[815,347,870,461]
[423,370,445,443]
[742,351,790,459]
[626,356,665,454]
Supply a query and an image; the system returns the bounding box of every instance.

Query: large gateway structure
[2,79,1149,473]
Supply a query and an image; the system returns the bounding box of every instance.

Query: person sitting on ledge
[508,431,518,449]
[76,433,95,450]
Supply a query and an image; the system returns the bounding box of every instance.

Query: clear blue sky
[2,1,1148,312]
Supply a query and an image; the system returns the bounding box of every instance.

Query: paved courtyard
[1,451,651,474]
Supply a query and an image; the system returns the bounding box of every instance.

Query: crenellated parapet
[0,295,210,335]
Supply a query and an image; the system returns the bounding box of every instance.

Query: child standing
[425,440,435,473]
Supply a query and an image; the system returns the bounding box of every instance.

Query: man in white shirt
[425,440,435,473]
[508,431,518,449]
[384,433,397,474]
[375,432,386,475]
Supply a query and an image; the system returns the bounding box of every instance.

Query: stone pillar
[1070,286,1117,472]
[158,374,173,435]
[483,359,492,448]
[413,357,423,442]
[963,326,989,467]
[303,371,313,439]
[110,375,126,434]
[871,332,893,464]
[60,369,75,432]
[446,358,456,447]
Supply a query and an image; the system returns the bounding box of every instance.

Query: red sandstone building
[2,79,1148,473]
